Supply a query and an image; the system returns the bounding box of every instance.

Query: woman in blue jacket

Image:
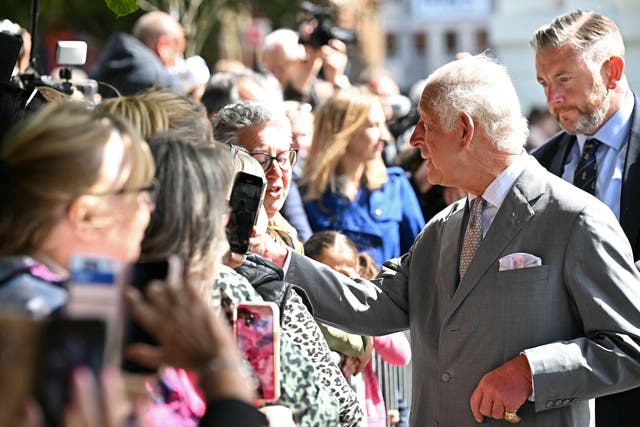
[301,87,425,266]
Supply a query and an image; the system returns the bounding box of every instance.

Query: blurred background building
[379,0,640,114]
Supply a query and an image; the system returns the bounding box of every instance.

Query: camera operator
[259,6,355,108]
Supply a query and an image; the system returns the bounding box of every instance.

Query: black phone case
[35,318,106,427]
[226,172,265,254]
[121,259,169,373]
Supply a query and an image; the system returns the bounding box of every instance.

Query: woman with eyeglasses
[302,86,425,266]
[214,101,366,427]
[213,101,305,253]
[0,101,155,318]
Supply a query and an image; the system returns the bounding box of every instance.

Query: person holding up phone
[0,102,155,318]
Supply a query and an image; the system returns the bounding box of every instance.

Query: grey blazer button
[554,399,563,406]
[440,372,451,382]
[562,399,571,405]
[545,401,554,408]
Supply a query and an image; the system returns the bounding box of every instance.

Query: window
[476,29,489,52]
[414,32,426,55]
[445,31,457,55]
[386,33,397,57]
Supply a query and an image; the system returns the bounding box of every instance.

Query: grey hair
[530,10,624,65]
[212,101,292,148]
[422,54,528,152]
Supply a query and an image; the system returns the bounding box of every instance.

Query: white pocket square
[499,253,542,271]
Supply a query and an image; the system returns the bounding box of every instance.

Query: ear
[154,35,172,64]
[459,112,475,149]
[604,56,624,89]
[66,196,98,243]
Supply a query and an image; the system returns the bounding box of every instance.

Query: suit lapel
[439,200,466,302]
[549,133,575,176]
[446,159,543,317]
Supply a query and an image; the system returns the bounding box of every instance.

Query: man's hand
[469,354,532,424]
[320,39,349,87]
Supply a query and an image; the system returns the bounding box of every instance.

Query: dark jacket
[533,93,640,261]
[90,33,185,97]
[234,254,313,318]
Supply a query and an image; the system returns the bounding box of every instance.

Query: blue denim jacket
[304,167,425,266]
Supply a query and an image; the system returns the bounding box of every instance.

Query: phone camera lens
[245,313,255,326]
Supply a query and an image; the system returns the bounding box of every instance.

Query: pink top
[364,333,411,427]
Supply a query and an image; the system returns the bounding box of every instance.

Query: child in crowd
[305,230,412,426]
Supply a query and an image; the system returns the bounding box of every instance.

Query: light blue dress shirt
[560,93,634,220]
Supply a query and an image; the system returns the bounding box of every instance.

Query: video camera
[14,40,97,102]
[298,1,358,49]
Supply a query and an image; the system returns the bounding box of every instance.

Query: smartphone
[226,171,266,254]
[122,256,182,373]
[67,255,124,365]
[35,318,107,427]
[233,302,280,403]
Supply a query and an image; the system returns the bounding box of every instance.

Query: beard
[555,82,610,135]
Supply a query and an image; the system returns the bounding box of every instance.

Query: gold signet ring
[504,411,517,421]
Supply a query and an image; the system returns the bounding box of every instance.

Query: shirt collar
[468,151,529,211]
[576,91,634,151]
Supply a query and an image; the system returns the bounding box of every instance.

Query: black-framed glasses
[86,178,159,205]
[250,149,298,172]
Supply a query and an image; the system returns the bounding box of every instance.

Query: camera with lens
[13,40,97,102]
[298,1,358,49]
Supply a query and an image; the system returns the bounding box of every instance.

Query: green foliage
[105,0,139,17]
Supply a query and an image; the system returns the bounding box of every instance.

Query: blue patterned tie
[573,138,600,195]
[459,197,485,280]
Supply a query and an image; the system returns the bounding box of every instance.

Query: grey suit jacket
[285,157,640,427]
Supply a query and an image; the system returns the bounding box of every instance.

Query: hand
[223,251,247,268]
[259,405,296,427]
[388,409,400,424]
[469,354,532,424]
[353,336,374,375]
[125,280,253,403]
[249,230,289,269]
[19,366,137,427]
[341,356,359,378]
[320,39,348,87]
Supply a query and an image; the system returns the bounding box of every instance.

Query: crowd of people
[2,7,640,427]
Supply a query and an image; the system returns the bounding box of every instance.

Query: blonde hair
[0,101,154,256]
[302,86,388,201]
[96,90,213,144]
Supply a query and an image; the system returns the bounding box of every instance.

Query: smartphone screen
[67,255,124,365]
[226,172,266,254]
[234,302,280,403]
[122,256,181,373]
[35,318,106,427]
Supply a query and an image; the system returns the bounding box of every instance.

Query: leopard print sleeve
[282,289,366,427]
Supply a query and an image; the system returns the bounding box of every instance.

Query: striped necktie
[573,138,600,195]
[459,197,486,280]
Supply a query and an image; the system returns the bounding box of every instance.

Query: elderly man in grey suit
[255,53,640,426]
